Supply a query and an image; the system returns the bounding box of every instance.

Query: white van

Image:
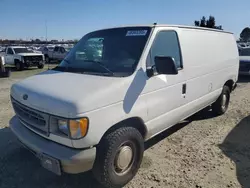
[10,25,239,188]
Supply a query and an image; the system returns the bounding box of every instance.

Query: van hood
[11,70,132,118]
[17,53,44,56]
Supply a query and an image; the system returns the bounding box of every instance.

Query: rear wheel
[15,61,24,71]
[92,127,144,188]
[45,55,50,63]
[212,85,230,115]
[38,63,44,69]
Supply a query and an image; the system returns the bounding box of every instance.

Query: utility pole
[45,20,47,44]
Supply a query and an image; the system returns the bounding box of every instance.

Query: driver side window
[7,48,14,55]
[60,47,66,53]
[54,47,59,52]
[148,31,182,69]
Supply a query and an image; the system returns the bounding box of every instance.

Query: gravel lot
[0,68,250,188]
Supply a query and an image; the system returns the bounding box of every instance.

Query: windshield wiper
[84,60,114,76]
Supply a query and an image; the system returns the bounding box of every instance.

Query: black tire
[15,61,24,71]
[212,85,230,115]
[92,127,144,188]
[38,63,44,69]
[45,55,50,63]
[3,69,11,77]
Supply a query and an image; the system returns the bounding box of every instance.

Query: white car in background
[239,47,250,75]
[2,46,45,70]
[42,46,68,63]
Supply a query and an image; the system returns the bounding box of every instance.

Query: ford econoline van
[10,25,239,188]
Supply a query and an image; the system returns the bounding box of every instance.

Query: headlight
[21,56,25,62]
[57,118,89,139]
[58,119,69,135]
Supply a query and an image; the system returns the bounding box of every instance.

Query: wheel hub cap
[222,94,227,108]
[116,146,133,171]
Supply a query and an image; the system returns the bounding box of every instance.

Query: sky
[0,0,249,40]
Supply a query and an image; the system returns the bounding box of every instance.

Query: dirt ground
[0,68,250,188]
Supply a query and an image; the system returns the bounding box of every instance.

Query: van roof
[101,24,233,34]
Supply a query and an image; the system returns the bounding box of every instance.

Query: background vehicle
[43,46,68,63]
[38,45,55,54]
[1,46,45,71]
[10,25,239,188]
[238,47,250,75]
[238,43,250,48]
[0,55,10,77]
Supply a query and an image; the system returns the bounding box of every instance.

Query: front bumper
[10,116,96,174]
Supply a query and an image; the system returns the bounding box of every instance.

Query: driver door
[53,46,60,59]
[5,48,14,65]
[59,47,66,60]
[143,29,187,136]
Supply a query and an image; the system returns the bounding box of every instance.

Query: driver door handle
[182,83,186,98]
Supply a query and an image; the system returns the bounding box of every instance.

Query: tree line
[194,15,250,42]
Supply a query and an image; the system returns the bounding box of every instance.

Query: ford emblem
[23,94,28,100]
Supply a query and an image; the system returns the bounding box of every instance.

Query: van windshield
[55,27,151,76]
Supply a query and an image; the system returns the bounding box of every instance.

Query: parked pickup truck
[1,46,45,71]
[43,46,68,63]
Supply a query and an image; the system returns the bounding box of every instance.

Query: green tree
[194,16,222,30]
[240,27,250,42]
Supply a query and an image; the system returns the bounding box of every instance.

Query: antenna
[45,20,50,70]
[45,20,48,43]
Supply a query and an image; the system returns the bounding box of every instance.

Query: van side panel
[145,28,239,139]
[179,29,239,105]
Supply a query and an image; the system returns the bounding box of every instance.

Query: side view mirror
[154,56,178,75]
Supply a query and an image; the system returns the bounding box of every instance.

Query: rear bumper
[9,116,96,174]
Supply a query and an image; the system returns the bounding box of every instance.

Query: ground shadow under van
[0,127,105,188]
[219,116,250,188]
[144,107,216,150]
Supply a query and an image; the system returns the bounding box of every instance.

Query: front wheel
[15,61,24,71]
[212,85,230,115]
[92,127,144,188]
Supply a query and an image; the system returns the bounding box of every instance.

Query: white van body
[10,25,239,187]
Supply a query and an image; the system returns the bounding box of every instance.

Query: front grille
[24,56,43,62]
[12,98,49,136]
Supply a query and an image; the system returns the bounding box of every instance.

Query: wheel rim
[221,93,228,110]
[16,63,20,70]
[114,141,136,176]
